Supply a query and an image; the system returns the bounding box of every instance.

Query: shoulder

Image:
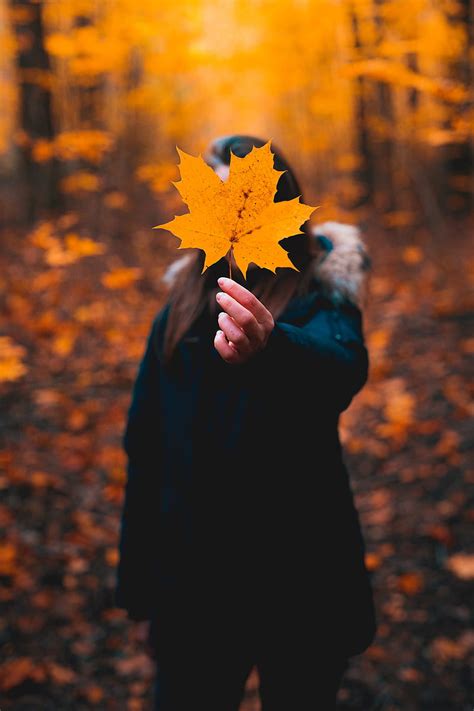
[157,221,372,313]
[307,221,372,310]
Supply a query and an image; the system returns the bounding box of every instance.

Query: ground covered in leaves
[0,206,472,710]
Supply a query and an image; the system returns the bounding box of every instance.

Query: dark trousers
[148,598,349,711]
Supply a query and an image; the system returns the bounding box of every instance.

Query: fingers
[216,290,264,342]
[217,276,272,326]
[213,278,275,364]
[217,312,251,355]
[214,329,242,364]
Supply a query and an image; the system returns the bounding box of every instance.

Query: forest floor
[0,196,472,710]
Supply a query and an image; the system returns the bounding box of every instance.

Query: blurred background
[0,1,472,709]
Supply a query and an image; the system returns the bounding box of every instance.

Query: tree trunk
[12,0,60,223]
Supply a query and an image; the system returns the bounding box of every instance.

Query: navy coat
[114,223,377,658]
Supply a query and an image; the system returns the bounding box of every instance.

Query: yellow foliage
[54,131,113,163]
[154,141,318,276]
[74,302,108,324]
[52,331,77,357]
[383,211,418,229]
[0,337,28,383]
[446,554,474,580]
[375,378,417,443]
[0,0,470,181]
[0,542,17,575]
[32,139,55,163]
[60,172,101,193]
[64,234,106,257]
[28,221,105,265]
[101,267,143,290]
[45,33,76,59]
[103,192,128,209]
[344,59,467,103]
[402,246,424,265]
[29,221,57,251]
[135,163,178,194]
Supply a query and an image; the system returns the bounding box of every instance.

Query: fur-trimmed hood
[308,221,371,308]
[161,221,372,309]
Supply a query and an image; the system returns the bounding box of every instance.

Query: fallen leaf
[101,267,143,289]
[0,336,28,383]
[46,661,77,684]
[0,657,47,691]
[397,572,424,595]
[430,636,466,662]
[446,553,474,580]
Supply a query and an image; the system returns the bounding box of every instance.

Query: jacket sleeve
[249,298,369,413]
[114,312,163,621]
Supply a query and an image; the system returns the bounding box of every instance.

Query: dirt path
[0,212,472,709]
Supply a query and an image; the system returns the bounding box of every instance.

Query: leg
[149,600,255,711]
[152,649,254,711]
[257,642,349,711]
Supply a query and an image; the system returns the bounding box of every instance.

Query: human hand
[214,276,275,364]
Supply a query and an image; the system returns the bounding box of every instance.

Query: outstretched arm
[214,276,369,413]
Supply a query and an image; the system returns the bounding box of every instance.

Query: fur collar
[161,221,371,309]
[309,221,371,308]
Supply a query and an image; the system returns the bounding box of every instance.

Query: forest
[0,0,472,709]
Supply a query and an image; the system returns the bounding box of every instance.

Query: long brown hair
[161,134,320,363]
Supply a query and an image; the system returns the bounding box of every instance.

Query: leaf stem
[229,246,233,279]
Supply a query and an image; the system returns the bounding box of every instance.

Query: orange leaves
[0,542,17,576]
[0,657,47,692]
[101,266,143,290]
[344,59,468,103]
[154,141,318,276]
[64,234,106,258]
[0,336,27,383]
[54,131,113,162]
[397,572,424,596]
[51,327,78,358]
[402,246,424,265]
[25,131,113,164]
[430,635,473,663]
[445,553,474,580]
[55,131,114,163]
[46,26,130,78]
[29,221,106,266]
[0,657,77,692]
[135,162,178,194]
[374,377,416,445]
[60,171,101,194]
[364,551,382,571]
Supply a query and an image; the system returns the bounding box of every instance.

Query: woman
[114,134,377,710]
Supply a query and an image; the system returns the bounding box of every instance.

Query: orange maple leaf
[153,140,318,276]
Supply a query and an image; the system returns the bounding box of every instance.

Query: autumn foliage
[154,142,318,274]
[0,0,472,709]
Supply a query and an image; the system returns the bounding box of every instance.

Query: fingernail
[216,330,223,337]
[216,292,224,301]
[217,277,228,287]
[218,311,225,319]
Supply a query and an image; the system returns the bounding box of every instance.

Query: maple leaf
[152,140,318,276]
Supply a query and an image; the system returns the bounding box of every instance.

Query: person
[114,134,377,710]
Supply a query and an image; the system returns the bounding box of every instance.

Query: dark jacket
[114,221,377,658]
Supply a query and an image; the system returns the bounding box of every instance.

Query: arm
[114,312,163,621]
[259,300,369,412]
[214,277,369,414]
